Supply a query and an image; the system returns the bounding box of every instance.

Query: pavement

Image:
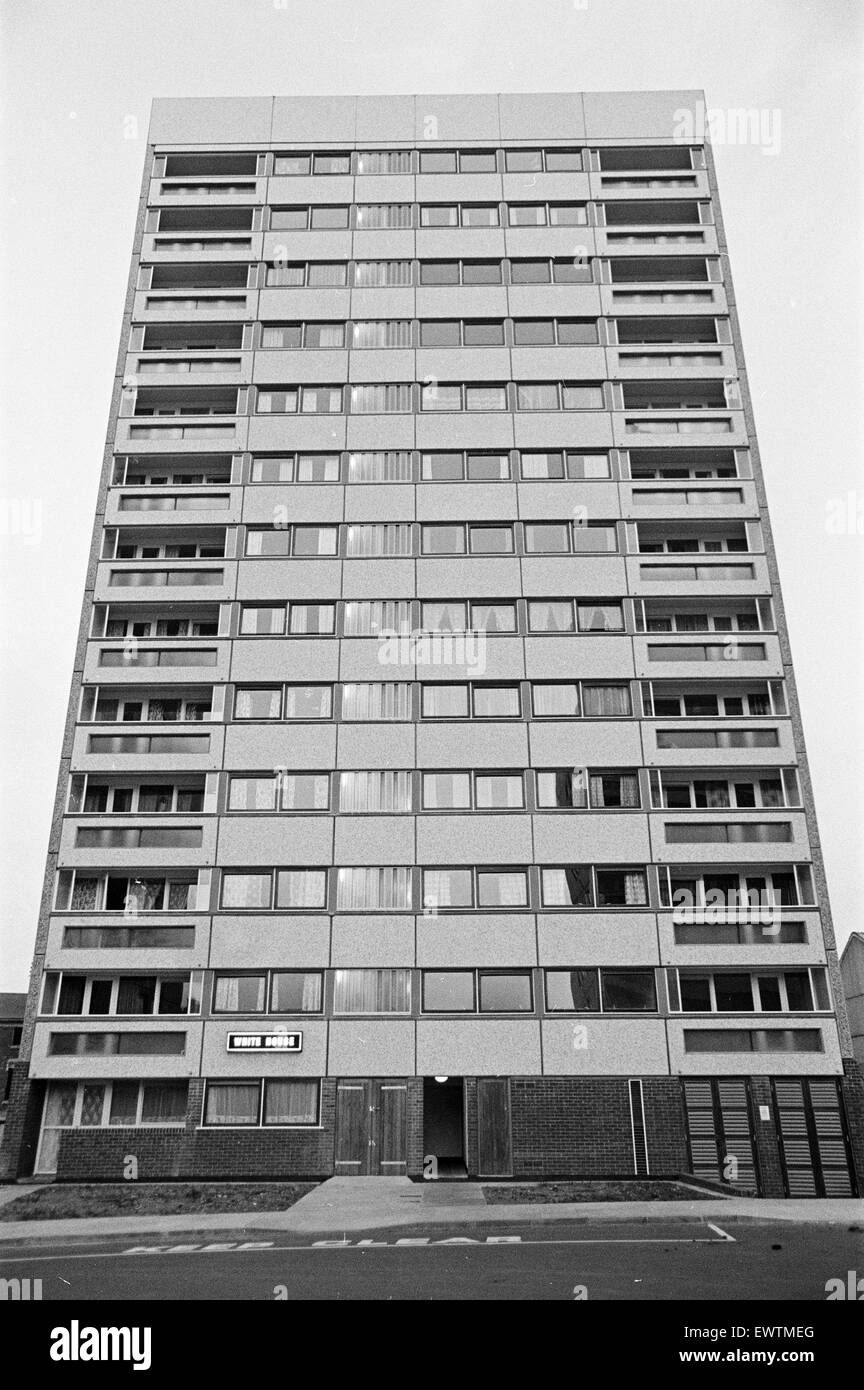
[0,1176,861,1245]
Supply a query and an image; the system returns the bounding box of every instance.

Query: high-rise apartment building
[3,92,862,1196]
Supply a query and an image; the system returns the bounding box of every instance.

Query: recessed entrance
[423,1076,466,1179]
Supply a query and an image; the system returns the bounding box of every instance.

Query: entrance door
[476,1078,512,1176]
[334,1080,408,1175]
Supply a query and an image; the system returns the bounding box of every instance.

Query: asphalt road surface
[2,1219,862,1300]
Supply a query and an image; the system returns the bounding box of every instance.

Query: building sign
[226,1032,302,1052]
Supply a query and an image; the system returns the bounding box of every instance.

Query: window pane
[263,1080,318,1125]
[517,384,558,411]
[420,151,457,173]
[422,684,469,718]
[423,772,471,809]
[546,969,600,1011]
[469,525,512,554]
[420,261,460,285]
[542,866,592,906]
[462,205,499,227]
[533,683,580,717]
[205,1082,259,1125]
[466,452,509,480]
[465,385,506,411]
[529,601,574,633]
[462,260,502,284]
[479,972,532,1011]
[472,602,516,632]
[332,969,411,1013]
[601,971,656,1011]
[421,204,458,227]
[463,321,505,346]
[271,972,323,1013]
[477,871,528,907]
[545,149,582,172]
[422,524,464,554]
[473,685,520,717]
[505,149,543,172]
[221,873,271,908]
[235,688,281,720]
[525,522,570,553]
[423,971,475,1011]
[514,319,555,346]
[549,204,587,226]
[283,685,332,719]
[213,975,266,1012]
[275,870,327,908]
[420,320,460,347]
[510,259,550,284]
[422,451,462,480]
[421,601,467,631]
[475,774,524,809]
[460,151,497,173]
[422,869,473,909]
[240,606,285,635]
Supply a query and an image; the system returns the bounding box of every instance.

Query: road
[1,1218,862,1300]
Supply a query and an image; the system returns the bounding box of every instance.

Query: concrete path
[0,1176,860,1245]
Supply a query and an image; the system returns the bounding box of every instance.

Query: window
[341,683,412,721]
[350,383,413,414]
[479,972,533,1012]
[545,969,656,1011]
[541,866,648,907]
[343,599,411,636]
[332,970,411,1014]
[505,147,583,173]
[283,685,333,719]
[357,150,412,175]
[339,770,412,813]
[250,453,340,482]
[354,260,413,287]
[213,974,267,1013]
[422,684,469,719]
[352,320,412,349]
[356,204,413,229]
[228,776,277,811]
[469,525,513,554]
[473,685,520,718]
[508,203,587,226]
[348,450,412,482]
[335,867,412,911]
[346,523,412,557]
[235,688,281,720]
[423,868,473,909]
[422,772,471,809]
[204,1080,320,1127]
[271,972,323,1013]
[477,870,528,908]
[423,971,475,1012]
[537,770,640,809]
[475,774,524,808]
[275,870,327,908]
[220,872,271,909]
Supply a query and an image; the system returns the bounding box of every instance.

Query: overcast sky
[0,0,861,988]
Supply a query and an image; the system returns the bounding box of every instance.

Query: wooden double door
[335,1079,408,1175]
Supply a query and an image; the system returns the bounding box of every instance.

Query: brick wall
[840,1058,864,1195]
[510,1078,636,1177]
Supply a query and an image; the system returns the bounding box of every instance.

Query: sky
[0,0,862,988]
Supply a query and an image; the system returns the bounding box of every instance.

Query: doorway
[423,1076,466,1179]
[476,1077,513,1177]
[334,1079,408,1175]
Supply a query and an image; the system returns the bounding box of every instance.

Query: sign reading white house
[226,1032,303,1053]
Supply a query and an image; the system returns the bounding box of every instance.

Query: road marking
[706,1223,736,1242]
[0,1228,735,1263]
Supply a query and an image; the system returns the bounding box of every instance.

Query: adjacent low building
[1,91,862,1196]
